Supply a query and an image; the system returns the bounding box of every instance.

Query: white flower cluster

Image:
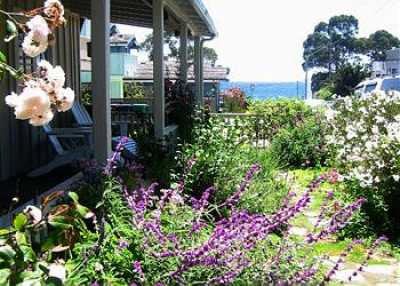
[326,91,400,187]
[5,60,74,126]
[22,0,65,58]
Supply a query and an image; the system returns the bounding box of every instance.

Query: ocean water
[220,81,306,100]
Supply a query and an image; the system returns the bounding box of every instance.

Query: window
[382,79,400,92]
[365,83,377,93]
[354,85,364,95]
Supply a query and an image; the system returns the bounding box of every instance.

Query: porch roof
[63,0,217,37]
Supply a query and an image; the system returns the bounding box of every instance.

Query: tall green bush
[271,115,328,168]
[247,99,315,139]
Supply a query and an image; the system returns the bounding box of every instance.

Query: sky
[120,0,400,82]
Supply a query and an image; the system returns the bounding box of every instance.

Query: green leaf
[0,229,11,237]
[68,192,79,203]
[75,204,90,218]
[14,214,28,231]
[5,20,17,43]
[16,273,42,286]
[48,216,72,230]
[15,231,28,246]
[0,245,16,261]
[19,245,36,263]
[0,269,11,285]
[45,277,63,286]
[0,51,5,63]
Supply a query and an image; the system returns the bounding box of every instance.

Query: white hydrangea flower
[22,16,50,57]
[29,109,54,126]
[13,87,50,120]
[48,66,66,90]
[37,60,53,77]
[56,87,75,112]
[22,33,48,58]
[26,15,51,40]
[5,92,21,108]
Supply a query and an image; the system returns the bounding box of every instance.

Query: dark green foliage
[340,179,400,241]
[366,30,400,61]
[141,32,219,66]
[271,115,328,168]
[303,15,360,72]
[311,72,330,94]
[303,15,400,95]
[312,63,369,97]
[123,81,145,99]
[331,64,370,97]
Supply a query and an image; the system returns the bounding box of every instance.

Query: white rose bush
[0,0,74,126]
[326,90,400,235]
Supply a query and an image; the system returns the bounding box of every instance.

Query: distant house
[80,21,229,99]
[130,60,229,98]
[372,48,400,78]
[80,21,140,98]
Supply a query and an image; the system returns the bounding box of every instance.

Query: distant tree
[141,31,179,60]
[141,32,219,66]
[366,30,400,61]
[303,15,360,74]
[311,72,330,94]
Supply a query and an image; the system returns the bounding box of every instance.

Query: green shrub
[175,112,288,214]
[271,115,328,168]
[247,99,315,139]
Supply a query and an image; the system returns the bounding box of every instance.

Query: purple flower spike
[224,164,261,208]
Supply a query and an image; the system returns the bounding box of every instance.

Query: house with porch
[0,0,217,185]
[371,48,400,78]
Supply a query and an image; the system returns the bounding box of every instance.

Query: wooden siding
[0,0,81,181]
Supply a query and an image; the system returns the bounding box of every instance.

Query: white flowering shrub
[1,0,74,126]
[326,91,400,188]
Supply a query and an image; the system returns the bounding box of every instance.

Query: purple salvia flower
[307,197,366,243]
[322,239,363,285]
[191,187,214,211]
[104,136,129,176]
[313,189,335,231]
[133,261,145,281]
[224,164,261,208]
[346,236,388,282]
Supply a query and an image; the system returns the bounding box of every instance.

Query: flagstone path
[278,170,400,286]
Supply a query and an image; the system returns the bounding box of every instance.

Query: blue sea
[220,81,306,100]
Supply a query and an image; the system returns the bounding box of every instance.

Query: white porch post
[194,35,203,106]
[179,23,188,83]
[200,43,204,98]
[91,0,111,162]
[153,0,165,138]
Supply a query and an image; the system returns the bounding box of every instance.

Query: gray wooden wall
[0,0,81,181]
